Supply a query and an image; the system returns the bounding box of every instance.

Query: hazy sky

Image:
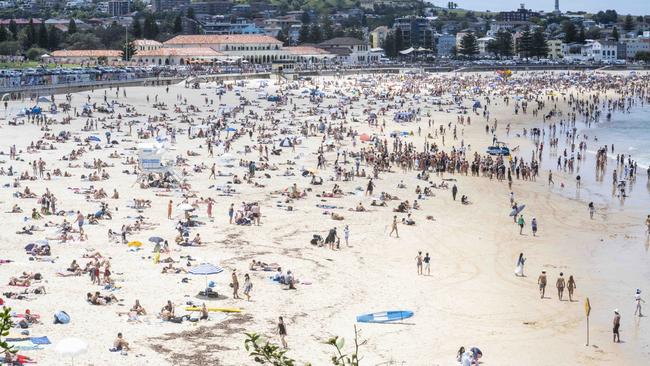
[428,0,650,15]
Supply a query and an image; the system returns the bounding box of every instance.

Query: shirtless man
[415,251,423,275]
[537,271,547,299]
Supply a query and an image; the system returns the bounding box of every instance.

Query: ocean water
[535,104,650,209]
[585,105,650,169]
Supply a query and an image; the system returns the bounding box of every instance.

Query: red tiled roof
[135,48,223,57]
[164,35,282,45]
[0,18,43,25]
[51,50,122,58]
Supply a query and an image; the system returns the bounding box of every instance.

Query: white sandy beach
[1,70,649,366]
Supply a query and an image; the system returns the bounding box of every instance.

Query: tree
[495,30,513,57]
[1,307,14,355]
[459,32,479,58]
[517,28,533,58]
[0,26,7,43]
[301,11,310,25]
[172,15,182,34]
[531,27,549,58]
[612,26,619,41]
[121,40,136,61]
[309,23,322,43]
[8,20,17,40]
[395,27,404,52]
[486,39,499,57]
[37,22,48,49]
[47,25,60,50]
[382,30,397,58]
[24,18,36,49]
[68,19,77,34]
[276,27,289,46]
[26,47,47,61]
[577,26,586,43]
[321,16,334,41]
[0,41,21,55]
[66,33,102,50]
[143,14,159,39]
[186,7,195,20]
[585,27,601,40]
[298,24,310,44]
[562,21,577,43]
[132,19,143,38]
[634,51,650,62]
[244,327,365,366]
[624,14,635,33]
[244,333,296,366]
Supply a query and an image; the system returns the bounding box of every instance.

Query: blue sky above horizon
[427,1,650,15]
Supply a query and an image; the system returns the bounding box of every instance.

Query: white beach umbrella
[177,203,194,211]
[55,338,87,366]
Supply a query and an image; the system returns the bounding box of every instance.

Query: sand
[0,70,649,366]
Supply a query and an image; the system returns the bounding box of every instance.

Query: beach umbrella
[359,133,370,142]
[177,203,194,211]
[189,263,224,292]
[148,236,164,243]
[55,337,87,366]
[127,241,143,248]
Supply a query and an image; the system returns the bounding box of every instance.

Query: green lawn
[0,61,80,69]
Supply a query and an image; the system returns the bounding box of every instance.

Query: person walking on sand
[424,252,431,275]
[207,199,213,220]
[515,253,526,277]
[243,273,253,301]
[231,270,240,299]
[567,275,576,301]
[548,170,554,186]
[556,273,566,300]
[167,200,173,220]
[365,178,374,196]
[278,316,288,348]
[635,289,645,317]
[416,251,423,275]
[517,215,525,235]
[589,202,595,219]
[531,217,538,236]
[452,184,458,201]
[389,215,399,238]
[228,203,234,224]
[343,225,350,246]
[613,310,621,343]
[538,271,547,299]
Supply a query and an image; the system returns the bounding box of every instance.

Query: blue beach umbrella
[189,263,224,292]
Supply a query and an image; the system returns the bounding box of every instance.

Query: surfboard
[356,310,413,323]
[185,307,241,313]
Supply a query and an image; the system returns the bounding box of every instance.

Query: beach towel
[30,336,51,345]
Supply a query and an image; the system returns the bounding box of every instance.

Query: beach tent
[55,337,86,366]
[279,137,294,148]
